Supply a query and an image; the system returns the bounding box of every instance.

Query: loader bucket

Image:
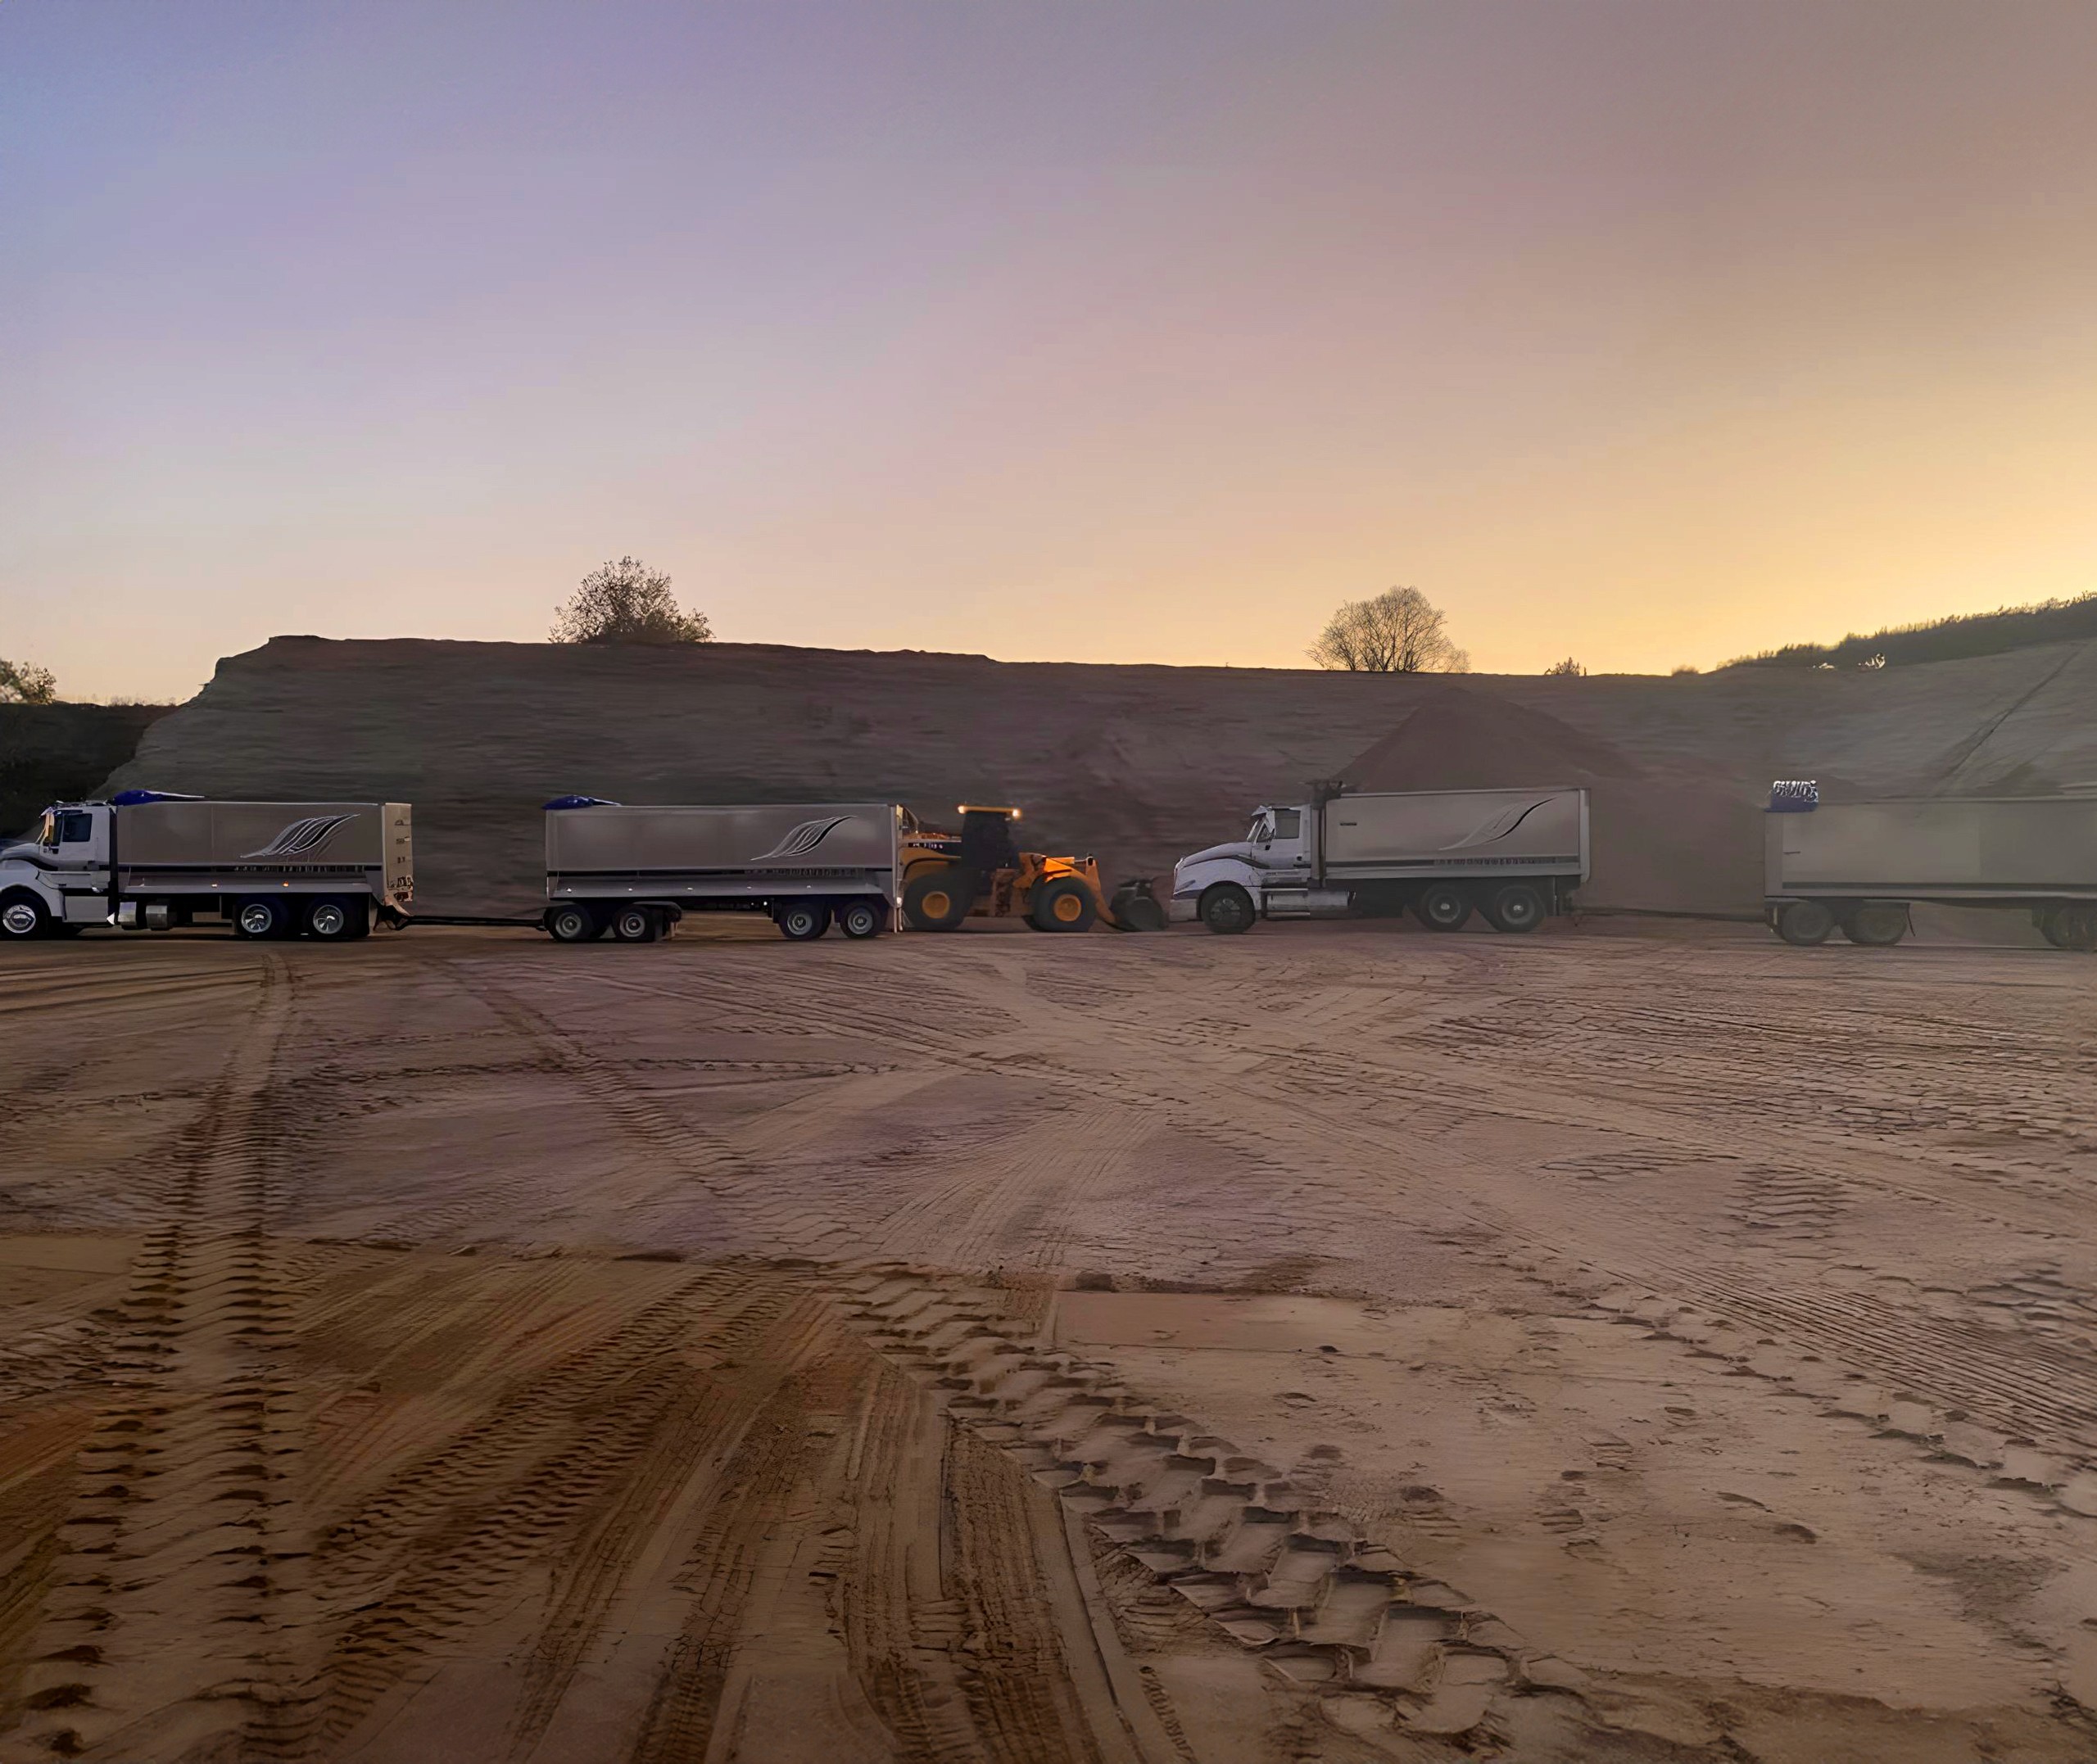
[1106,879,1166,933]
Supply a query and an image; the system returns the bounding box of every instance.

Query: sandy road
[2,920,2095,1762]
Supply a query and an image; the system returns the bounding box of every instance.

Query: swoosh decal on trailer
[1438,799,1555,852]
[240,813,360,859]
[750,816,858,862]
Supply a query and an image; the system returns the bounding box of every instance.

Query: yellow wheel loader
[899,806,1163,933]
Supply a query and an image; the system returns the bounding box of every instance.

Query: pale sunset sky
[4,1,2095,702]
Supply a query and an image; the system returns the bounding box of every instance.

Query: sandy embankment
[99,633,2097,916]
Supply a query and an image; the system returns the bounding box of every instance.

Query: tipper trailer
[1171,783,1590,934]
[541,798,905,943]
[1764,781,2097,948]
[0,792,412,941]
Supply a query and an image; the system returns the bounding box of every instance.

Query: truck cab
[1170,804,1315,928]
[0,803,113,939]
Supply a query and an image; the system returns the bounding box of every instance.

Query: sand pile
[1342,685,1766,914]
[102,634,2097,916]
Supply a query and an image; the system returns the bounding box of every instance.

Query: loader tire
[1030,876,1097,932]
[1198,884,1256,934]
[904,868,973,932]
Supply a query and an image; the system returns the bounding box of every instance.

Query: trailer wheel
[1774,899,1836,946]
[1412,881,1472,932]
[305,897,361,941]
[1030,876,1098,932]
[0,893,50,940]
[611,905,660,943]
[903,868,973,931]
[2040,905,2078,949]
[1198,883,1256,934]
[837,898,886,939]
[777,901,831,942]
[1482,881,1546,934]
[233,898,291,940]
[1841,902,1909,947]
[547,903,600,943]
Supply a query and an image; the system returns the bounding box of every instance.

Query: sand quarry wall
[102,635,2097,917]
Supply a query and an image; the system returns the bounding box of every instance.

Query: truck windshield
[1247,814,1272,844]
[38,812,56,848]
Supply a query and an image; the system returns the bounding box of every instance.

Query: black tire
[232,897,291,940]
[305,896,361,941]
[1412,881,1472,932]
[546,902,600,943]
[610,904,660,943]
[1198,884,1256,935]
[1841,902,1909,947]
[777,900,831,941]
[2040,905,2078,949]
[1030,876,1097,933]
[0,893,50,940]
[837,898,886,939]
[1482,881,1547,934]
[903,868,973,932]
[1774,899,1835,947]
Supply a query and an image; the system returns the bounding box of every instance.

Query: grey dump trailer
[542,798,904,943]
[1764,781,2097,948]
[0,792,412,941]
[1171,783,1590,934]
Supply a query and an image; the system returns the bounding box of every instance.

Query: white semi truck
[1764,781,2097,948]
[541,798,905,943]
[0,792,413,941]
[1171,784,1590,934]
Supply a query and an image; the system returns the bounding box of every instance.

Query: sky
[4,1,2096,702]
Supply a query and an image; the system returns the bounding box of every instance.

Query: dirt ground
[3,916,2096,1762]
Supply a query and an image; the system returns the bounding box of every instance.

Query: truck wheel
[612,905,660,943]
[305,897,360,940]
[1841,902,1909,947]
[1030,876,1097,932]
[0,894,50,940]
[1482,881,1546,934]
[903,868,973,931]
[837,898,886,939]
[233,898,291,940]
[547,903,600,943]
[1198,884,1256,934]
[1774,899,1835,946]
[1412,882,1472,932]
[777,901,831,942]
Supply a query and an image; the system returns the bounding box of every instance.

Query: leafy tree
[1542,656,1587,676]
[1309,586,1470,674]
[0,656,57,704]
[551,557,713,645]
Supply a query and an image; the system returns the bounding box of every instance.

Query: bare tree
[1308,586,1470,674]
[1542,656,1586,676]
[551,557,713,645]
[0,656,57,704]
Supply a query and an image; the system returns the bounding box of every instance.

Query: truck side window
[58,812,94,844]
[1271,809,1302,839]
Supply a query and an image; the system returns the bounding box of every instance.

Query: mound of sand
[1341,685,1764,914]
[102,635,2097,916]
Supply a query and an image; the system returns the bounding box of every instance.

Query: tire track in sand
[5,955,308,1764]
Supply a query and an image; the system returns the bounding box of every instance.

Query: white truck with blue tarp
[0,791,413,941]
